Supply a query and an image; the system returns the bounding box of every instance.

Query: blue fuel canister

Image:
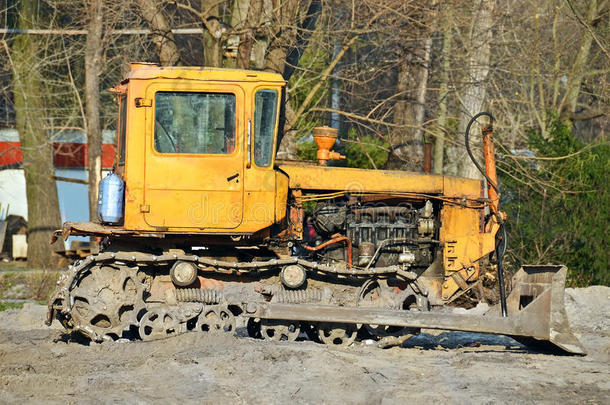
[97,172,125,224]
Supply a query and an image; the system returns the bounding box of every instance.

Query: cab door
[241,87,282,232]
[142,81,244,230]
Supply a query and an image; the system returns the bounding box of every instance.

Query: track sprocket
[69,264,146,342]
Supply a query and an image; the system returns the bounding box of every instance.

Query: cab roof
[125,63,286,84]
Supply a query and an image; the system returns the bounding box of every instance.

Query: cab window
[253,89,278,167]
[118,94,127,164]
[154,92,236,154]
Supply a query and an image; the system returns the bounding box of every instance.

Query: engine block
[312,200,437,268]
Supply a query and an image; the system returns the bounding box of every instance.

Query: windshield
[253,89,278,167]
[154,92,236,154]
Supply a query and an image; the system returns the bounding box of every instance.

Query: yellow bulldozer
[46,63,584,353]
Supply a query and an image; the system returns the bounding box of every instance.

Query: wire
[464,112,499,193]
[296,191,488,208]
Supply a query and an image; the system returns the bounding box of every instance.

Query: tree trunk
[85,0,103,221]
[386,55,410,169]
[203,31,223,67]
[137,0,180,65]
[250,34,268,69]
[266,0,319,157]
[13,0,62,268]
[455,0,494,179]
[559,0,597,123]
[283,0,321,81]
[234,0,262,69]
[263,0,299,74]
[434,20,452,174]
[411,38,432,167]
[387,39,431,171]
[202,0,223,67]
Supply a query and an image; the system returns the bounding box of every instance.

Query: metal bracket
[134,97,152,108]
[246,118,252,168]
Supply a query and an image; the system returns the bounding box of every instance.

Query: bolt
[246,302,257,314]
[443,283,448,289]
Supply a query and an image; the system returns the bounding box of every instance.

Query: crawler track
[46,253,585,354]
[46,251,424,345]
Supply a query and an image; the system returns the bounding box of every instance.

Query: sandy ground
[0,287,608,405]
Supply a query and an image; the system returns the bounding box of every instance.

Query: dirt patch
[0,270,60,301]
[0,288,608,404]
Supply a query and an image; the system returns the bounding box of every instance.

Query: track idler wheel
[260,319,300,341]
[195,306,236,334]
[139,307,180,341]
[317,323,357,346]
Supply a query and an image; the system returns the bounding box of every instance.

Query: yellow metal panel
[439,203,498,281]
[438,203,498,300]
[142,80,245,230]
[278,164,445,193]
[275,171,289,223]
[123,78,148,231]
[243,170,275,230]
[127,66,285,84]
[443,176,481,198]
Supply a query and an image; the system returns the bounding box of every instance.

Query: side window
[253,89,278,167]
[154,92,236,154]
[118,94,127,164]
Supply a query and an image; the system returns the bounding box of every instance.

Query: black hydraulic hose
[464,112,499,193]
[495,224,508,317]
[464,112,508,317]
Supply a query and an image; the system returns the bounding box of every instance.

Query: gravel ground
[0,287,608,405]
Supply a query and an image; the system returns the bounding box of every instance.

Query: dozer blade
[486,264,585,355]
[252,265,585,354]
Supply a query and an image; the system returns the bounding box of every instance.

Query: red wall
[0,142,116,169]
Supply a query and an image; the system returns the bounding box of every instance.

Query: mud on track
[0,287,608,404]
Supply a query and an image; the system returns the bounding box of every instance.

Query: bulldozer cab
[118,67,284,232]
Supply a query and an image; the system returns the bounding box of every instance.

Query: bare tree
[433,9,452,174]
[11,0,62,268]
[137,0,181,65]
[559,0,604,123]
[236,0,263,69]
[453,0,495,179]
[85,0,104,221]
